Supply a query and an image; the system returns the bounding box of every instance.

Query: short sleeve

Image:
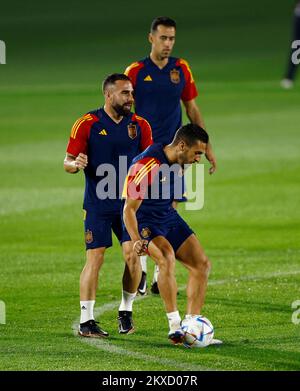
[176,59,198,102]
[123,157,160,200]
[124,62,144,88]
[134,115,153,151]
[66,114,97,156]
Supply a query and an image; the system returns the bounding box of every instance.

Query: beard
[113,102,131,117]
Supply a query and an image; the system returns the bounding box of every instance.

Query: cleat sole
[78,331,109,338]
[119,327,135,335]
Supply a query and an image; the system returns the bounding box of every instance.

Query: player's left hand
[205,143,217,175]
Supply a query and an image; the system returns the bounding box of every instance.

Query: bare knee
[123,247,140,270]
[84,250,105,274]
[123,248,133,264]
[156,251,176,275]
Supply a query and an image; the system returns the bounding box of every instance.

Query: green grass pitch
[0,0,300,371]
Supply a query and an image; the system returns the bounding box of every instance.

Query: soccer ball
[181,315,214,348]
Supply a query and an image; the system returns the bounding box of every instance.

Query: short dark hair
[102,73,131,93]
[172,124,209,146]
[150,16,176,33]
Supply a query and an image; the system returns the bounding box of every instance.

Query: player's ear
[178,140,185,151]
[148,33,153,44]
[105,86,113,100]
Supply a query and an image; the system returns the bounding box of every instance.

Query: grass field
[0,0,300,371]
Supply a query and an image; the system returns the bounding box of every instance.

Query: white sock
[185,314,201,319]
[140,255,147,273]
[119,290,137,312]
[167,310,181,333]
[152,264,159,283]
[80,300,95,323]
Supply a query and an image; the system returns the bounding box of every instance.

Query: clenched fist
[75,153,88,170]
[133,239,148,256]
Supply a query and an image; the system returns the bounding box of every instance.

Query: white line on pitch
[72,294,213,371]
[72,269,300,370]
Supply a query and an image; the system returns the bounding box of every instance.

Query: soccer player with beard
[125,16,217,296]
[64,74,152,338]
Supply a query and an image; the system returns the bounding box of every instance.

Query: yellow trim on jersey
[133,158,155,184]
[135,162,158,185]
[135,115,152,134]
[122,175,129,199]
[124,62,140,76]
[83,114,93,120]
[71,118,85,139]
[179,59,194,83]
[83,209,87,221]
[144,75,152,81]
[71,118,81,138]
[122,160,158,198]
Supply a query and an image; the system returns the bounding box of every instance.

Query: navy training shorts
[83,209,123,250]
[122,212,193,254]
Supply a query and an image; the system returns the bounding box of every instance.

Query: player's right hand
[205,143,217,175]
[75,153,88,170]
[133,239,148,256]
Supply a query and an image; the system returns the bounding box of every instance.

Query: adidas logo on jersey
[99,129,108,135]
[144,75,152,81]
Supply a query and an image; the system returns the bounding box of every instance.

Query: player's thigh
[148,236,176,267]
[175,234,210,271]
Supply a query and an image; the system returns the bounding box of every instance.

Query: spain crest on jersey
[170,68,180,84]
[85,230,93,244]
[128,123,137,139]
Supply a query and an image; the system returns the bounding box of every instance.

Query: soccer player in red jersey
[64,74,152,337]
[125,16,217,295]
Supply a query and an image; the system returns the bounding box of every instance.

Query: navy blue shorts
[122,213,193,254]
[83,209,123,250]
